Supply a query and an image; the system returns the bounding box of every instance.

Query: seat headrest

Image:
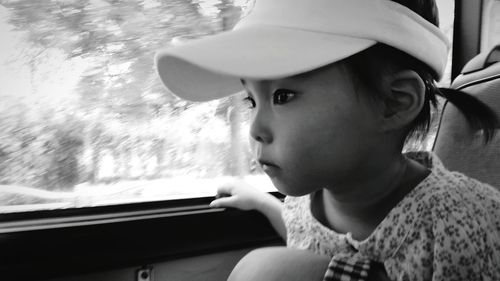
[461,45,500,75]
[433,44,500,189]
[452,45,500,90]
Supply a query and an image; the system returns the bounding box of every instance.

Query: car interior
[0,0,499,281]
[433,45,500,188]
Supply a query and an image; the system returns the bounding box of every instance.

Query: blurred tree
[0,0,253,191]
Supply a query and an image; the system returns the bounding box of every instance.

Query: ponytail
[409,72,499,144]
[416,72,499,143]
[435,87,499,143]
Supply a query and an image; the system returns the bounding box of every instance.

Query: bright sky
[0,5,99,111]
[0,0,253,107]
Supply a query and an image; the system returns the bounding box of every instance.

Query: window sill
[0,194,284,280]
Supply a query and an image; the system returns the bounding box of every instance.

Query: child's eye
[273,89,296,105]
[243,96,256,108]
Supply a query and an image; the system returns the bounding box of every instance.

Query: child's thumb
[209,196,237,208]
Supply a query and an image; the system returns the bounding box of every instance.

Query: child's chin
[272,181,311,197]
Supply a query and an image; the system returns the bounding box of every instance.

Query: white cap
[155,0,450,102]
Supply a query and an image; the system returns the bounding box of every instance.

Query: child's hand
[211,181,286,239]
[210,180,267,211]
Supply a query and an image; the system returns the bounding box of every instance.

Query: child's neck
[314,156,430,241]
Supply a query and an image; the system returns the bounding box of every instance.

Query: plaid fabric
[323,254,372,281]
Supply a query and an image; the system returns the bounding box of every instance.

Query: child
[155,0,500,280]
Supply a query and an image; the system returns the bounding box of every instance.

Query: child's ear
[380,70,425,132]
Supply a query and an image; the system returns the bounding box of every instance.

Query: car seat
[433,45,500,188]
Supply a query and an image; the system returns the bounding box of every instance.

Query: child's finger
[210,196,237,208]
[215,192,231,199]
[216,184,235,196]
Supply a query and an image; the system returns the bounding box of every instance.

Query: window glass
[0,0,454,213]
[436,0,455,87]
[0,0,274,213]
[481,0,500,52]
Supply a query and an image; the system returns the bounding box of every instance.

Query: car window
[0,0,453,213]
[481,0,500,52]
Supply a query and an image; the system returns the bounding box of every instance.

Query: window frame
[452,0,484,79]
[0,193,284,281]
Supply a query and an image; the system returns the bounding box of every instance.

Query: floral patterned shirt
[283,152,500,281]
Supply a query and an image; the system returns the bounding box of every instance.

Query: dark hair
[344,0,498,144]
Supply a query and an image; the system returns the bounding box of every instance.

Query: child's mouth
[258,160,280,177]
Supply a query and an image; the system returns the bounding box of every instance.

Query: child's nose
[249,110,273,144]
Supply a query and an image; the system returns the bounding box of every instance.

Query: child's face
[242,63,386,196]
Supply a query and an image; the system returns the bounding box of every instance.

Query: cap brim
[155,25,375,102]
